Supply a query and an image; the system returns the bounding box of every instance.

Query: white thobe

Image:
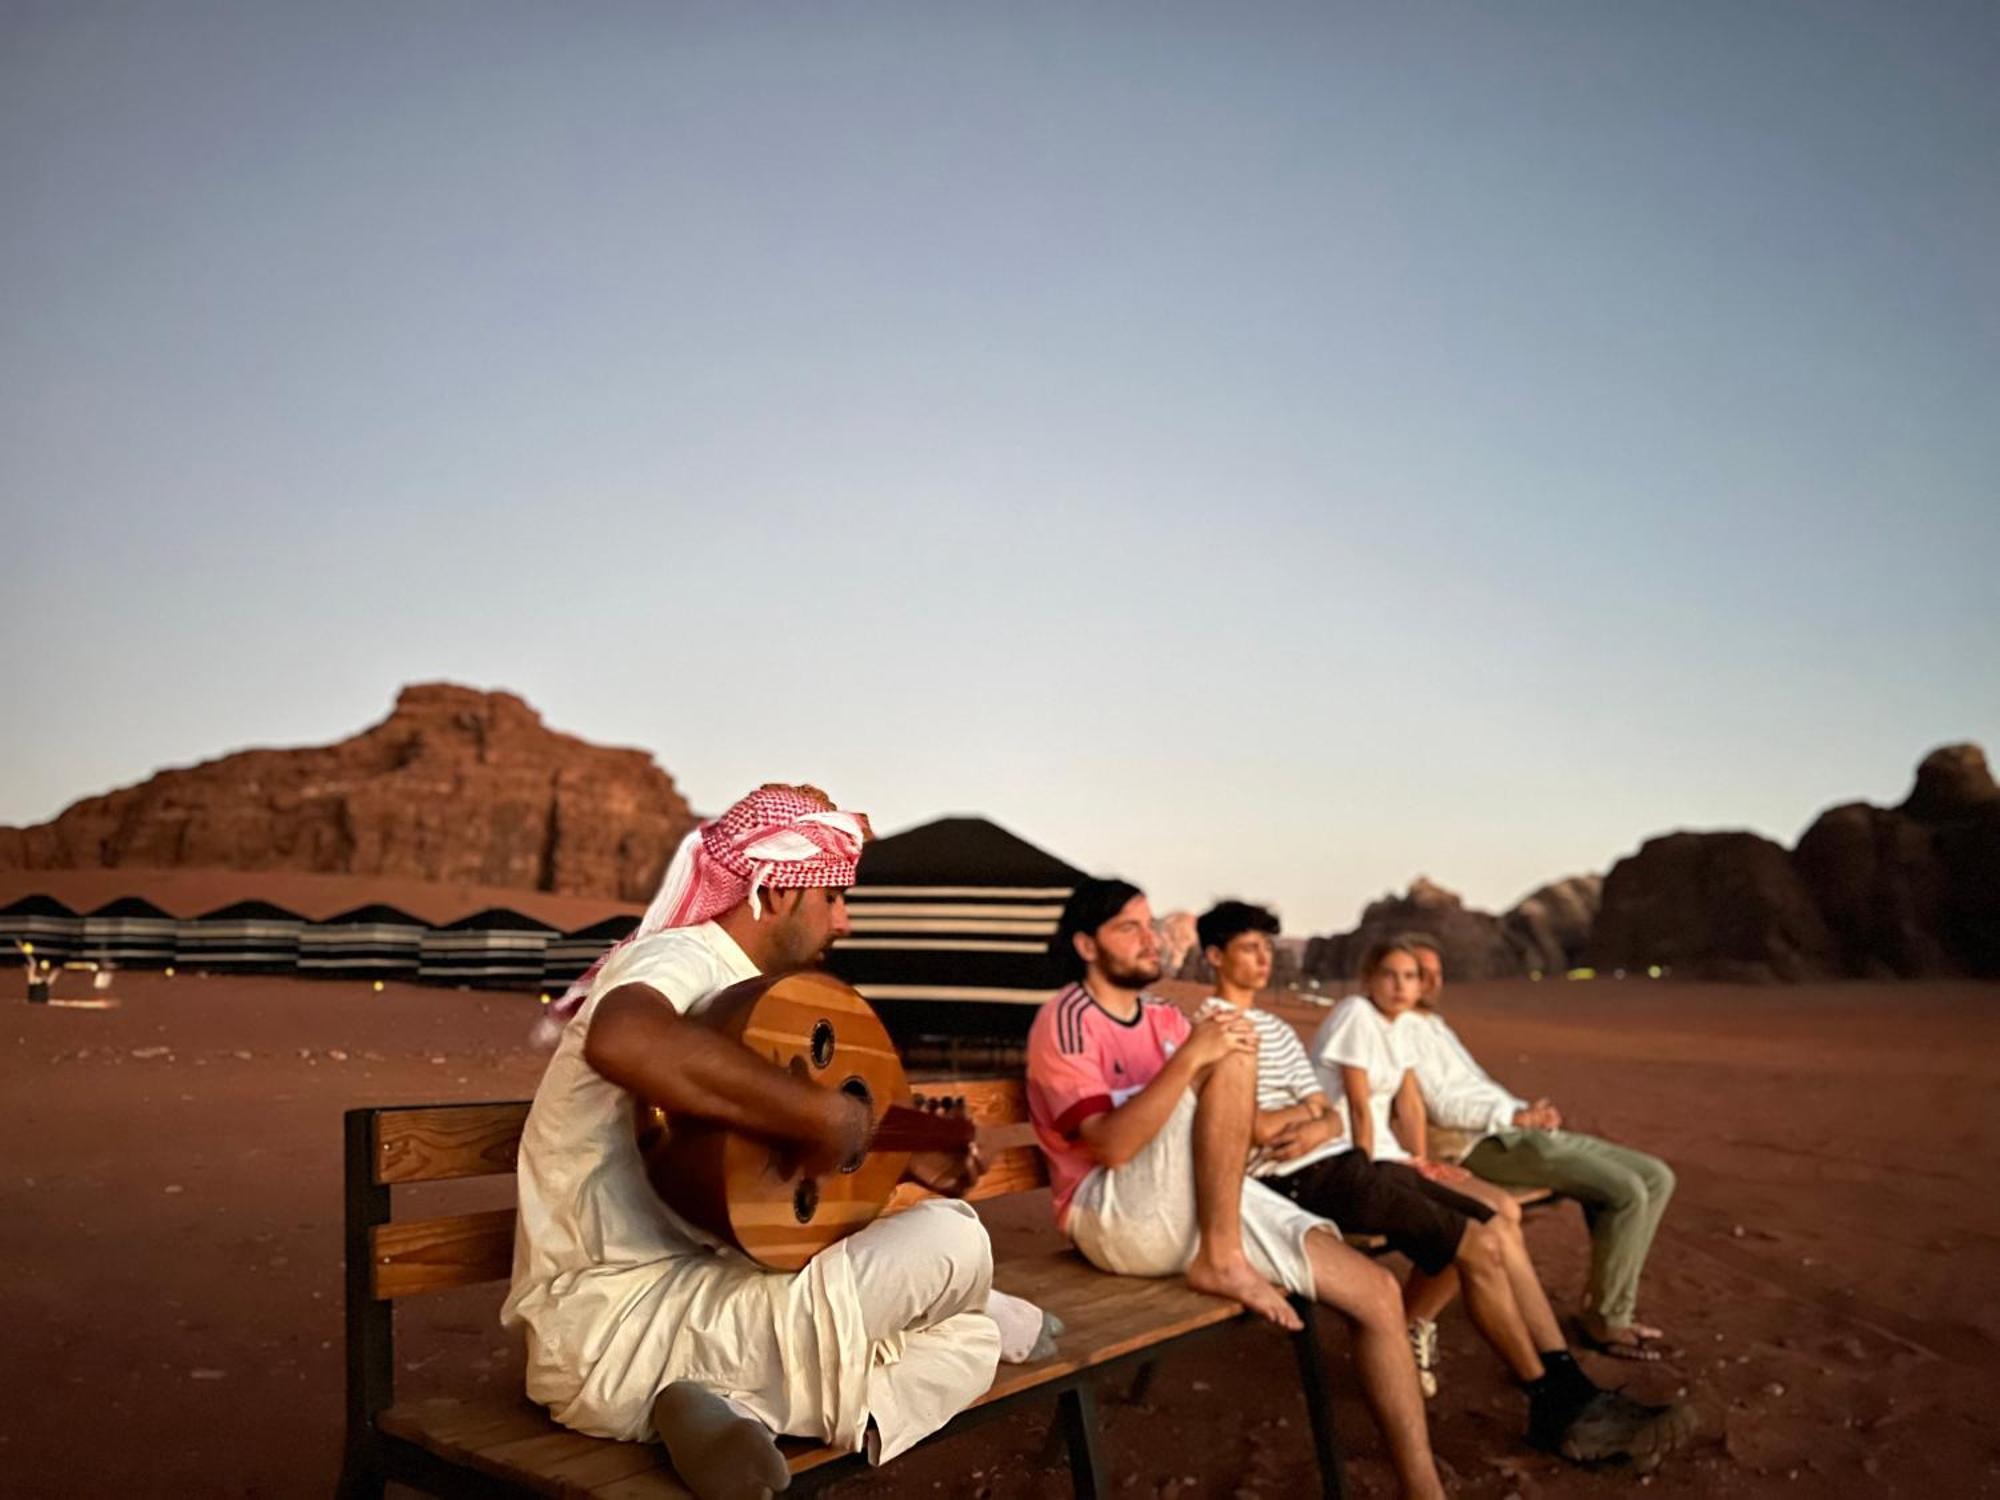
[501,922,1000,1458]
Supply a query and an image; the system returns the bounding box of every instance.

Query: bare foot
[1186,1255,1303,1331]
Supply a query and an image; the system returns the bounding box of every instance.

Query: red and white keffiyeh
[536,784,868,1043]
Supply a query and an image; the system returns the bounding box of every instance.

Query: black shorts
[1265,1152,1494,1276]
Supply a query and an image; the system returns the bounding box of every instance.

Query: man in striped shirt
[1197,902,1694,1468]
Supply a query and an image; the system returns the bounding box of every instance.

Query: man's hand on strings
[904,1141,988,1198]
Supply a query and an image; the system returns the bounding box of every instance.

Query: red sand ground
[5,970,1999,1498]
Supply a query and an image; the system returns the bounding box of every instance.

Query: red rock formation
[1793,803,1952,978]
[1304,875,1528,984]
[1590,831,1837,982]
[0,685,695,902]
[1503,873,1603,975]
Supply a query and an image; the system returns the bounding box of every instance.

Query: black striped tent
[298,904,427,980]
[541,914,641,994]
[81,896,179,968]
[828,816,1084,1049]
[175,899,307,973]
[419,907,557,989]
[2,895,83,964]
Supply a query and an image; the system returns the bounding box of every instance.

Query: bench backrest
[349,1076,1042,1304]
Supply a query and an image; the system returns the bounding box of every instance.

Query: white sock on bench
[987,1289,1063,1363]
[651,1381,791,1500]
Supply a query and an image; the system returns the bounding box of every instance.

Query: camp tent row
[0,895,631,993]
[4,816,1088,1037]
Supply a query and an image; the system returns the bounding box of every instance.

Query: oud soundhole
[838,1076,872,1174]
[810,1020,835,1069]
[793,1177,819,1223]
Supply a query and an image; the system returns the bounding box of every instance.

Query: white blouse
[1308,995,1424,1162]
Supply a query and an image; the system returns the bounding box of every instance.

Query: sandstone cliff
[1590,744,1999,982]
[1303,876,1530,983]
[0,684,695,903]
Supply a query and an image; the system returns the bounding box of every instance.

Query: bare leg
[1488,1214,1567,1352]
[1451,1221,1546,1382]
[1306,1229,1444,1500]
[1452,1173,1523,1223]
[1403,1263,1458,1325]
[1183,1051,1302,1331]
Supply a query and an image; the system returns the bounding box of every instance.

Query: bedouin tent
[1,895,83,964]
[81,896,180,968]
[297,904,427,980]
[825,815,1084,1052]
[540,914,641,994]
[175,899,307,974]
[419,907,558,990]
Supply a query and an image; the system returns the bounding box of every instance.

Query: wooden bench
[338,1078,1358,1500]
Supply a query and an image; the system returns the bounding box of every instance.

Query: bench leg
[1124,1357,1158,1406]
[1056,1382,1109,1500]
[1290,1297,1349,1500]
[334,1445,385,1500]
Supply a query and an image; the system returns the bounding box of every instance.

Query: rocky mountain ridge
[1303,744,1997,984]
[0,684,697,903]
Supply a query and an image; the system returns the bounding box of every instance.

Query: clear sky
[4,2,1995,933]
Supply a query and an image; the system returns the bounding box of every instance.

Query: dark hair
[1356,936,1425,982]
[1196,900,1280,955]
[1049,877,1144,982]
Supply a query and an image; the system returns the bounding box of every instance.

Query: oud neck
[868,1103,973,1152]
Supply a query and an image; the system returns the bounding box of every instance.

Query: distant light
[164,966,176,978]
[1529,969,1543,981]
[1648,965,1663,979]
[1566,967,1596,981]
[539,994,550,1005]
[372,980,385,993]
[20,942,33,956]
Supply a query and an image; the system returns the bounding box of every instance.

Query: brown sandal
[1577,1319,1668,1362]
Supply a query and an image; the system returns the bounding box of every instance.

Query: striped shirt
[1202,997,1352,1177]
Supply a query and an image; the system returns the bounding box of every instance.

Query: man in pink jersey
[1025,878,1445,1500]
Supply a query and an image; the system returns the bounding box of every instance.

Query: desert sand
[4,969,1998,1497]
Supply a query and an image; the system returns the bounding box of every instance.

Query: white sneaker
[1408,1318,1439,1399]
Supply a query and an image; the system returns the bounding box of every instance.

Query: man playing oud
[505,785,1004,1500]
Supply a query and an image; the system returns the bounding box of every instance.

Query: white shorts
[1064,1094,1334,1298]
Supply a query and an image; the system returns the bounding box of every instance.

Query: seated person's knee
[1359,1258,1402,1320]
[1456,1221,1504,1274]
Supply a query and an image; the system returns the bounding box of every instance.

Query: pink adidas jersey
[1025,983,1192,1226]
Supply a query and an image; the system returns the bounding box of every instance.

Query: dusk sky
[4,3,1995,934]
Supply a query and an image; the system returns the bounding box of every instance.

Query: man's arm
[1074,1012,1251,1168]
[584,983,867,1169]
[1252,1098,1320,1146]
[1413,1019,1530,1134]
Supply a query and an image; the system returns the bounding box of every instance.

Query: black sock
[1538,1349,1593,1391]
[1527,1351,1594,1419]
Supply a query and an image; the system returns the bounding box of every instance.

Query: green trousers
[1460,1128,1675,1330]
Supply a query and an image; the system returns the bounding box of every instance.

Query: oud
[636,970,974,1271]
